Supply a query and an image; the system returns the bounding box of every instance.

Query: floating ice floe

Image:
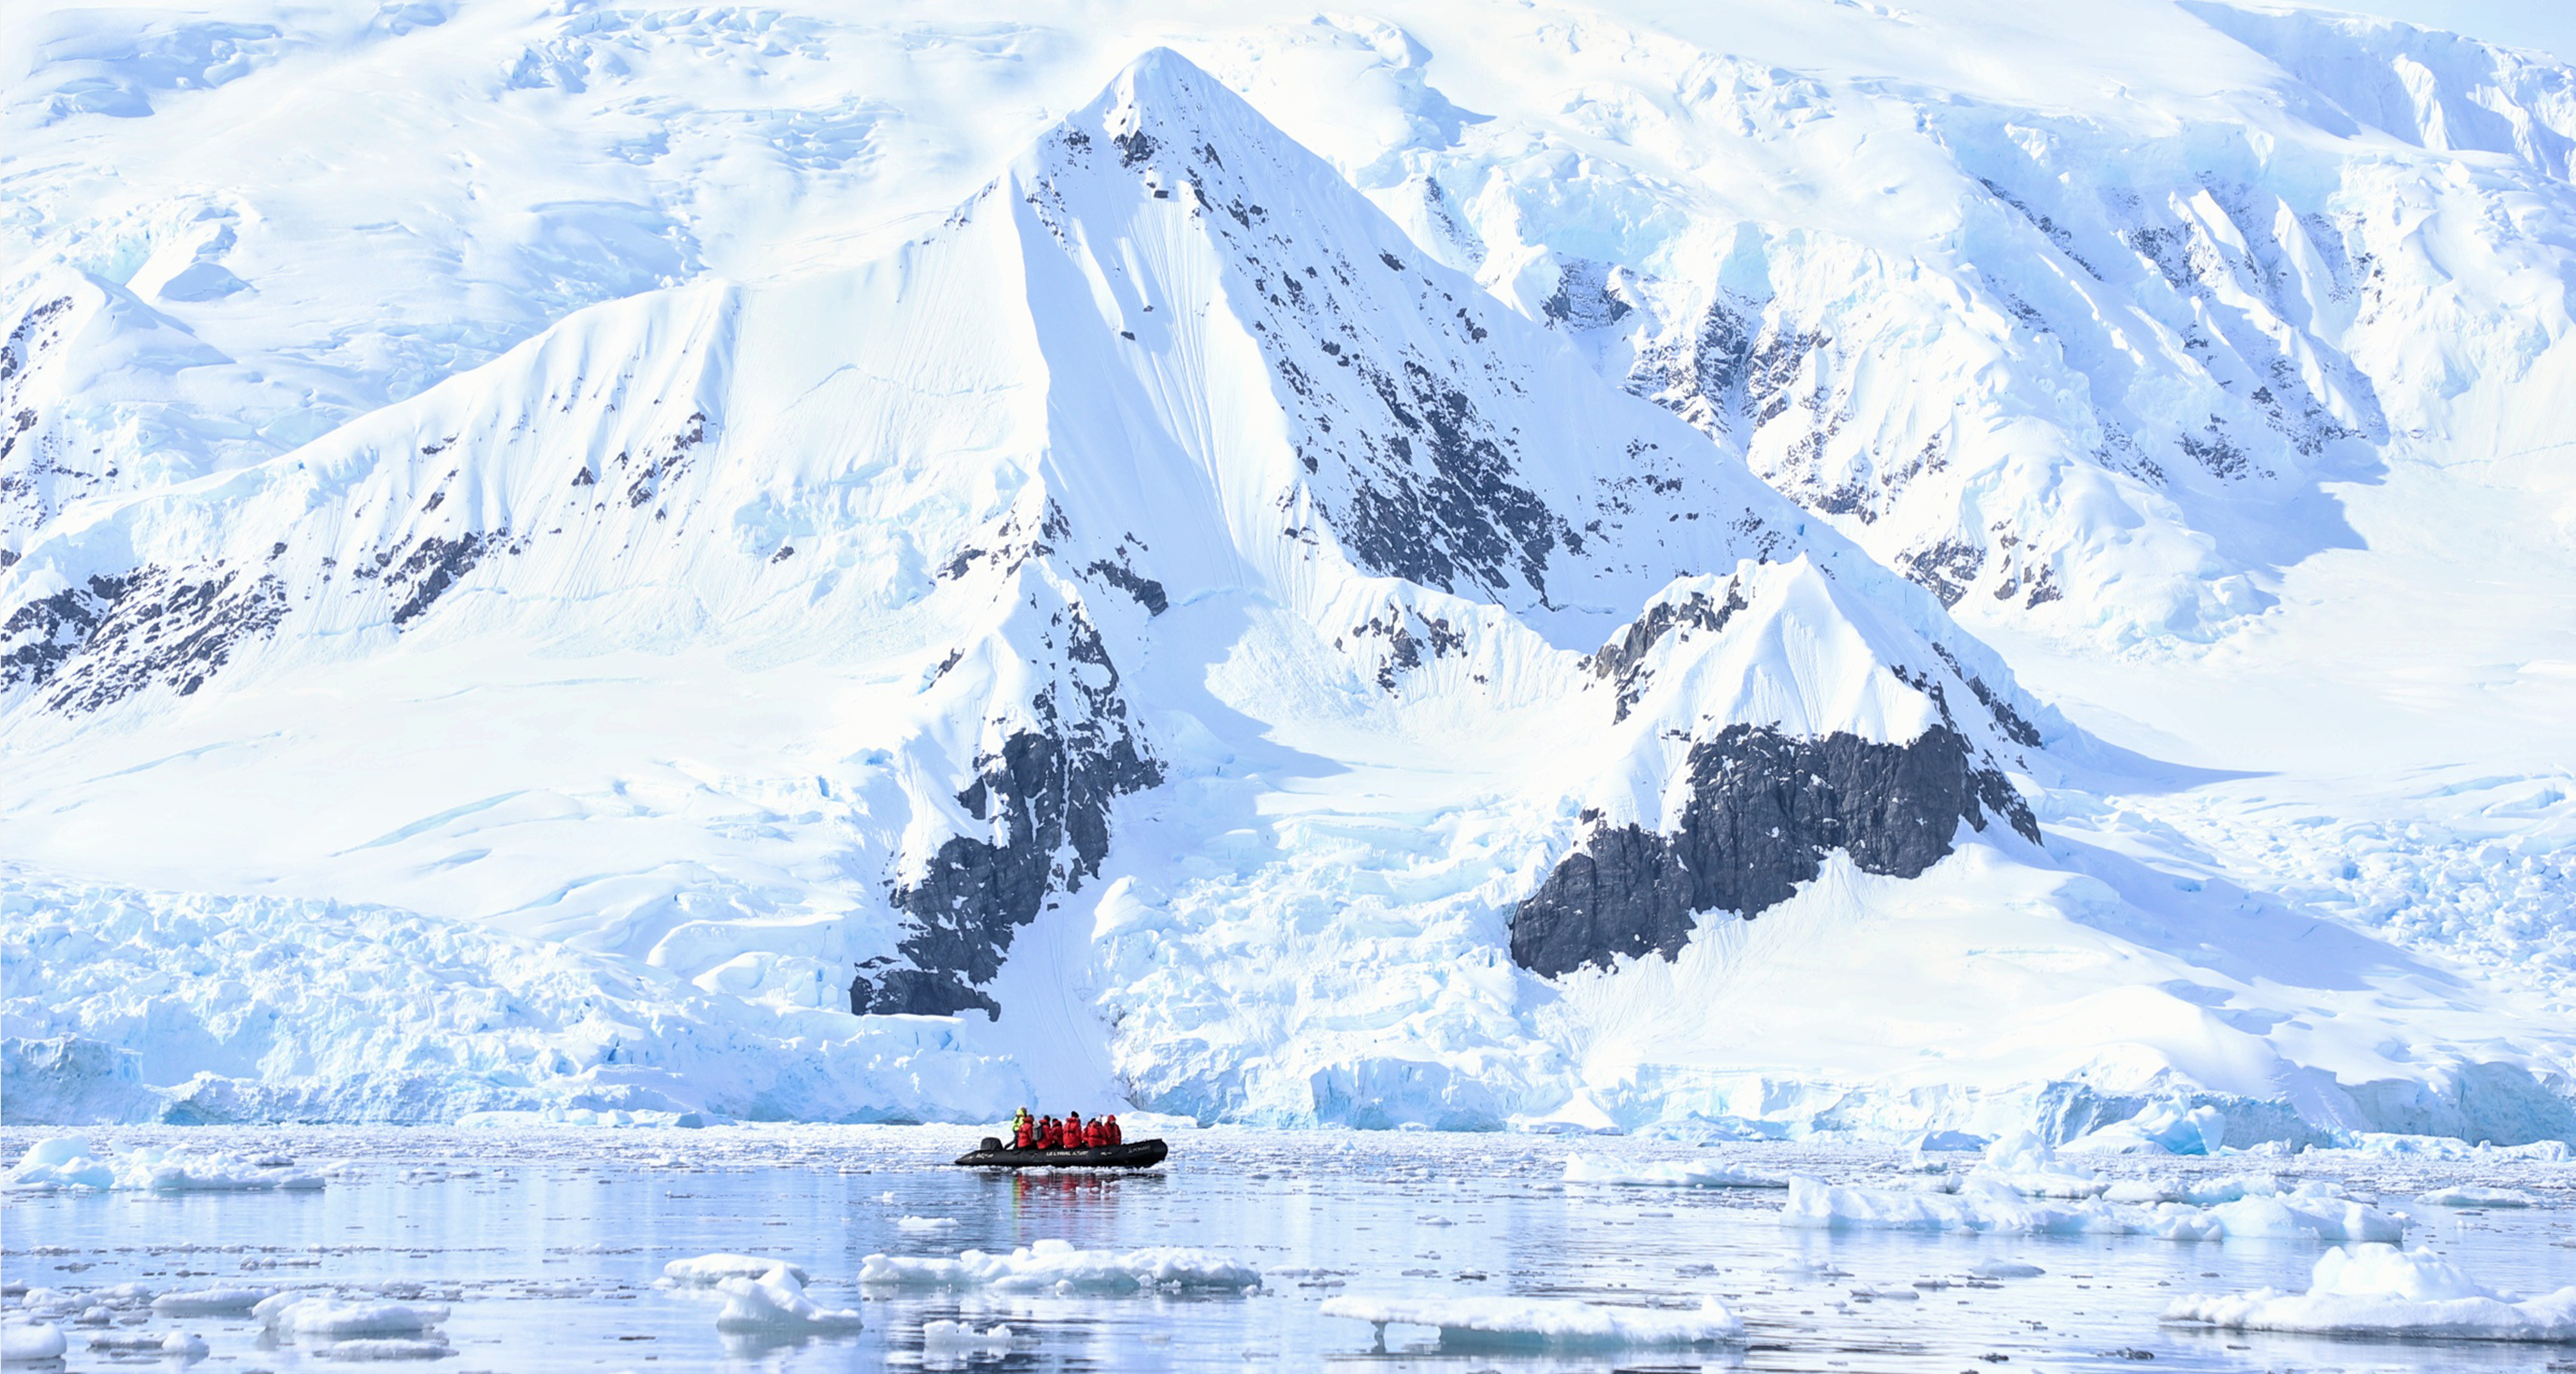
[4,1137,323,1192]
[2339,1136,2575,1164]
[859,1239,1259,1293]
[921,1319,1014,1353]
[0,1322,66,1362]
[303,1337,455,1360]
[2419,1186,2541,1208]
[1562,1155,1787,1188]
[2165,1243,2576,1341]
[253,1293,447,1338]
[662,1254,810,1286]
[714,1265,863,1333]
[151,1287,274,1315]
[85,1331,207,1357]
[1780,1176,2403,1240]
[896,1215,961,1231]
[1971,1261,2045,1279]
[1320,1295,1742,1348]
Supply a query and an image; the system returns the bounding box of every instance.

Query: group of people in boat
[1009,1106,1121,1151]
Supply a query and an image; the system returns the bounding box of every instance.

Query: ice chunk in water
[1562,1155,1787,1188]
[5,1137,322,1192]
[255,1293,447,1337]
[2165,1243,2576,1341]
[2420,1186,2540,1208]
[1320,1295,1742,1347]
[0,1321,67,1361]
[714,1265,863,1332]
[152,1286,275,1314]
[896,1215,961,1231]
[662,1253,810,1286]
[860,1238,1259,1292]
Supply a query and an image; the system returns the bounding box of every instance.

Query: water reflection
[1,1127,2569,1374]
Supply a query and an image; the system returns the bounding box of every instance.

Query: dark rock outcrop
[1510,723,2039,977]
[851,603,1161,1019]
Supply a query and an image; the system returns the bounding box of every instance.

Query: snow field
[858,1238,1261,1293]
[1318,1294,1742,1348]
[2164,1243,2576,1341]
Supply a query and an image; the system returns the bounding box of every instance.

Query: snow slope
[3,2,2573,1142]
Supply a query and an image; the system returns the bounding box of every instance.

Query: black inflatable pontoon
[952,1137,1169,1169]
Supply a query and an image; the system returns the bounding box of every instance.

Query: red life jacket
[1083,1120,1104,1147]
[1013,1122,1033,1149]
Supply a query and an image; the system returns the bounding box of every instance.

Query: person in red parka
[1082,1117,1105,1148]
[1013,1114,1034,1150]
[1063,1111,1083,1148]
[1103,1114,1122,1146]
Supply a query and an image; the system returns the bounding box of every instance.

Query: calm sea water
[3,1125,2570,1373]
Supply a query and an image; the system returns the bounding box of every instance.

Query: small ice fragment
[1320,1294,1742,1347]
[713,1265,863,1332]
[312,1336,455,1359]
[922,1319,1013,1350]
[662,1254,810,1286]
[860,1238,1258,1292]
[1563,1155,1787,1189]
[255,1294,446,1338]
[2419,1187,2540,1209]
[0,1322,66,1361]
[1973,1261,2045,1279]
[896,1216,960,1231]
[153,1286,275,1314]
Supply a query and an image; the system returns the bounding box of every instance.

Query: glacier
[3,0,2574,1147]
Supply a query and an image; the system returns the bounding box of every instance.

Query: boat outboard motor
[979,1137,1003,1152]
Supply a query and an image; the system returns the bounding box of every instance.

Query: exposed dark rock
[1540,257,1634,331]
[1899,538,1986,608]
[387,532,490,626]
[1581,581,1748,721]
[1084,558,1166,614]
[4,563,289,712]
[853,601,1162,1019]
[1510,723,2039,977]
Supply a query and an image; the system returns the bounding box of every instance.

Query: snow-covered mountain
[4,1,2573,1146]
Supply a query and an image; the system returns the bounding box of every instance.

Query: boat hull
[951,1139,1169,1169]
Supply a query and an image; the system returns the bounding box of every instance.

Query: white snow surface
[2165,1242,2576,1341]
[1319,1294,1743,1347]
[1,0,2573,1147]
[858,1239,1261,1293]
